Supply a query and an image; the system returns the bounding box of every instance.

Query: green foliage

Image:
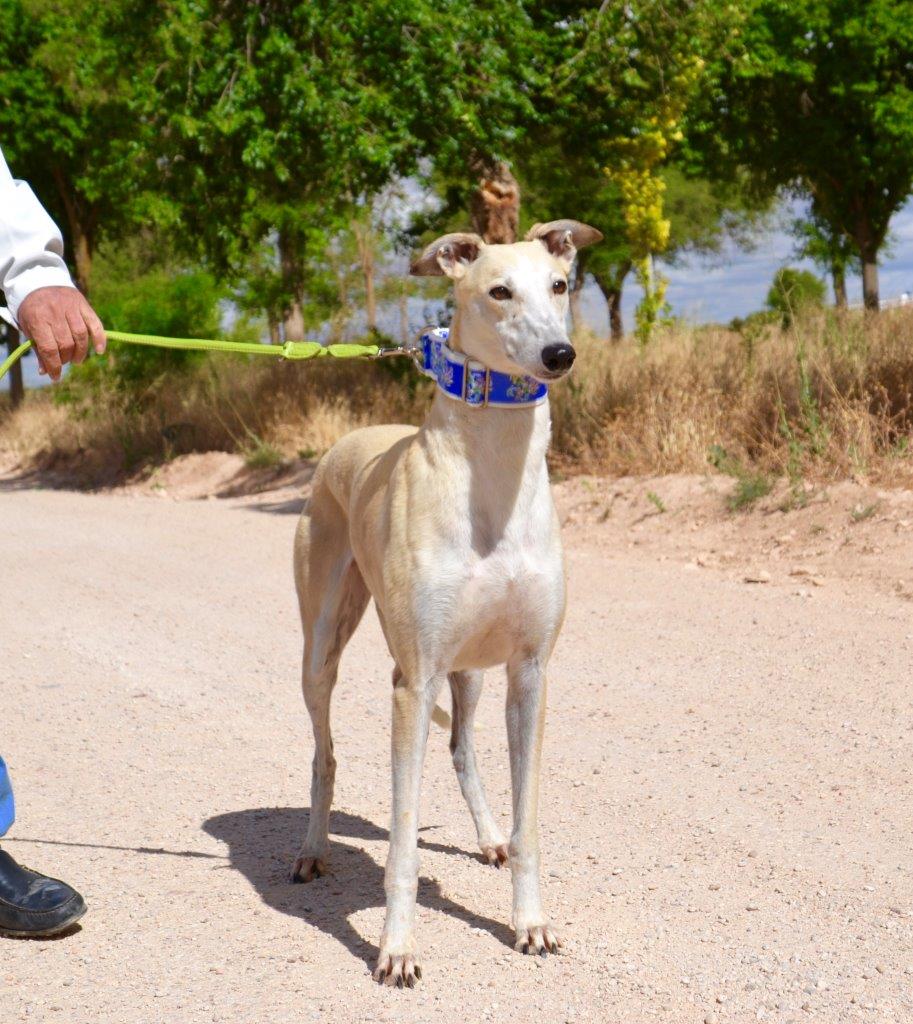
[0,0,162,288]
[7,0,909,355]
[695,0,913,303]
[646,491,667,513]
[537,0,735,340]
[708,444,774,511]
[850,502,878,523]
[766,267,827,325]
[791,205,857,299]
[662,167,770,263]
[402,2,741,342]
[153,0,541,318]
[67,238,226,389]
[729,310,779,333]
[728,472,774,511]
[242,437,286,470]
[774,339,829,505]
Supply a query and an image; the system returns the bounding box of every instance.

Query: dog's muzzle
[540,343,576,376]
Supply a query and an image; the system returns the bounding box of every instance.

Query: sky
[5,195,913,393]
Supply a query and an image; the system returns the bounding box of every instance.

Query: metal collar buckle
[461,363,491,406]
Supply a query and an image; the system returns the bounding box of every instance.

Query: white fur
[290,221,601,986]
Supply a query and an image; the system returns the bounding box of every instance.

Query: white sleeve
[0,147,75,327]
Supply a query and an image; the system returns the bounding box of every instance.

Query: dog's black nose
[541,343,576,373]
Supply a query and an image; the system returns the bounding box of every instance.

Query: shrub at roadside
[766,267,827,327]
[2,308,913,490]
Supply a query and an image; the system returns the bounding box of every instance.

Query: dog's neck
[422,316,552,542]
[432,313,551,450]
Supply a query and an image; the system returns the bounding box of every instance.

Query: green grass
[646,490,667,513]
[243,438,285,470]
[729,473,774,511]
[708,444,774,511]
[850,502,878,523]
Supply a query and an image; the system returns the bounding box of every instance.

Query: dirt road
[2,482,912,1024]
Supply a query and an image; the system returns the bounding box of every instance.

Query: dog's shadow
[203,807,513,969]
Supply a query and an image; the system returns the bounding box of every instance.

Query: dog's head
[410,220,602,382]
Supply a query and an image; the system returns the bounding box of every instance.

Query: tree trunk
[364,258,376,333]
[70,224,92,296]
[850,209,881,312]
[861,254,879,312]
[283,299,305,342]
[569,264,585,333]
[267,317,281,345]
[278,228,306,342]
[593,262,630,343]
[608,289,624,343]
[832,266,847,309]
[398,287,409,345]
[469,159,520,244]
[353,221,377,332]
[328,250,348,344]
[5,323,24,409]
[51,167,93,294]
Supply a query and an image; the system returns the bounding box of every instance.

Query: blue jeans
[0,757,14,837]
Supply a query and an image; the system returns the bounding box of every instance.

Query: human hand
[16,286,106,381]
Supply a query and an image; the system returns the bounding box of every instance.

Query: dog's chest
[468,546,553,616]
[418,520,564,671]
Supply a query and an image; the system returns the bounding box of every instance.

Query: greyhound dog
[291,220,602,986]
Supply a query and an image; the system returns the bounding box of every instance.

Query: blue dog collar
[417,328,548,409]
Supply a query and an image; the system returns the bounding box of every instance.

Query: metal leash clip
[374,327,433,375]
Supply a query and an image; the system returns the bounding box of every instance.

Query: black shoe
[0,846,86,937]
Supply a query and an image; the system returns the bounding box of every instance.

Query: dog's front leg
[374,670,444,987]
[505,654,561,956]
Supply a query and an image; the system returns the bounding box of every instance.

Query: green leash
[0,329,385,384]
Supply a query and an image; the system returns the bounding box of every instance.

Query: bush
[766,267,827,326]
[68,239,229,391]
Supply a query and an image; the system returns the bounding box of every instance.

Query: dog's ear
[410,233,485,279]
[526,220,603,270]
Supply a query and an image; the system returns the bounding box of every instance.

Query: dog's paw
[480,842,509,868]
[514,923,562,957]
[373,950,422,988]
[290,855,327,884]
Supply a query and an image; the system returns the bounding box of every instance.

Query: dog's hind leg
[448,671,508,867]
[291,485,370,884]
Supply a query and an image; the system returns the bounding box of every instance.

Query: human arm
[0,150,105,379]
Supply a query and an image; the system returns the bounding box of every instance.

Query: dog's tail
[431,703,452,730]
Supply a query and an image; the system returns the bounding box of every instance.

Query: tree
[766,266,826,325]
[470,160,522,244]
[349,185,407,335]
[155,1,540,335]
[791,205,857,309]
[529,0,734,342]
[518,135,628,338]
[0,0,160,293]
[522,149,766,341]
[696,0,913,310]
[403,2,736,342]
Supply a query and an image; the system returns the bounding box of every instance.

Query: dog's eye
[553,279,568,295]
[489,286,512,301]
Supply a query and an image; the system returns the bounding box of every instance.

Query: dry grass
[3,307,913,487]
[552,307,913,486]
[0,356,430,485]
